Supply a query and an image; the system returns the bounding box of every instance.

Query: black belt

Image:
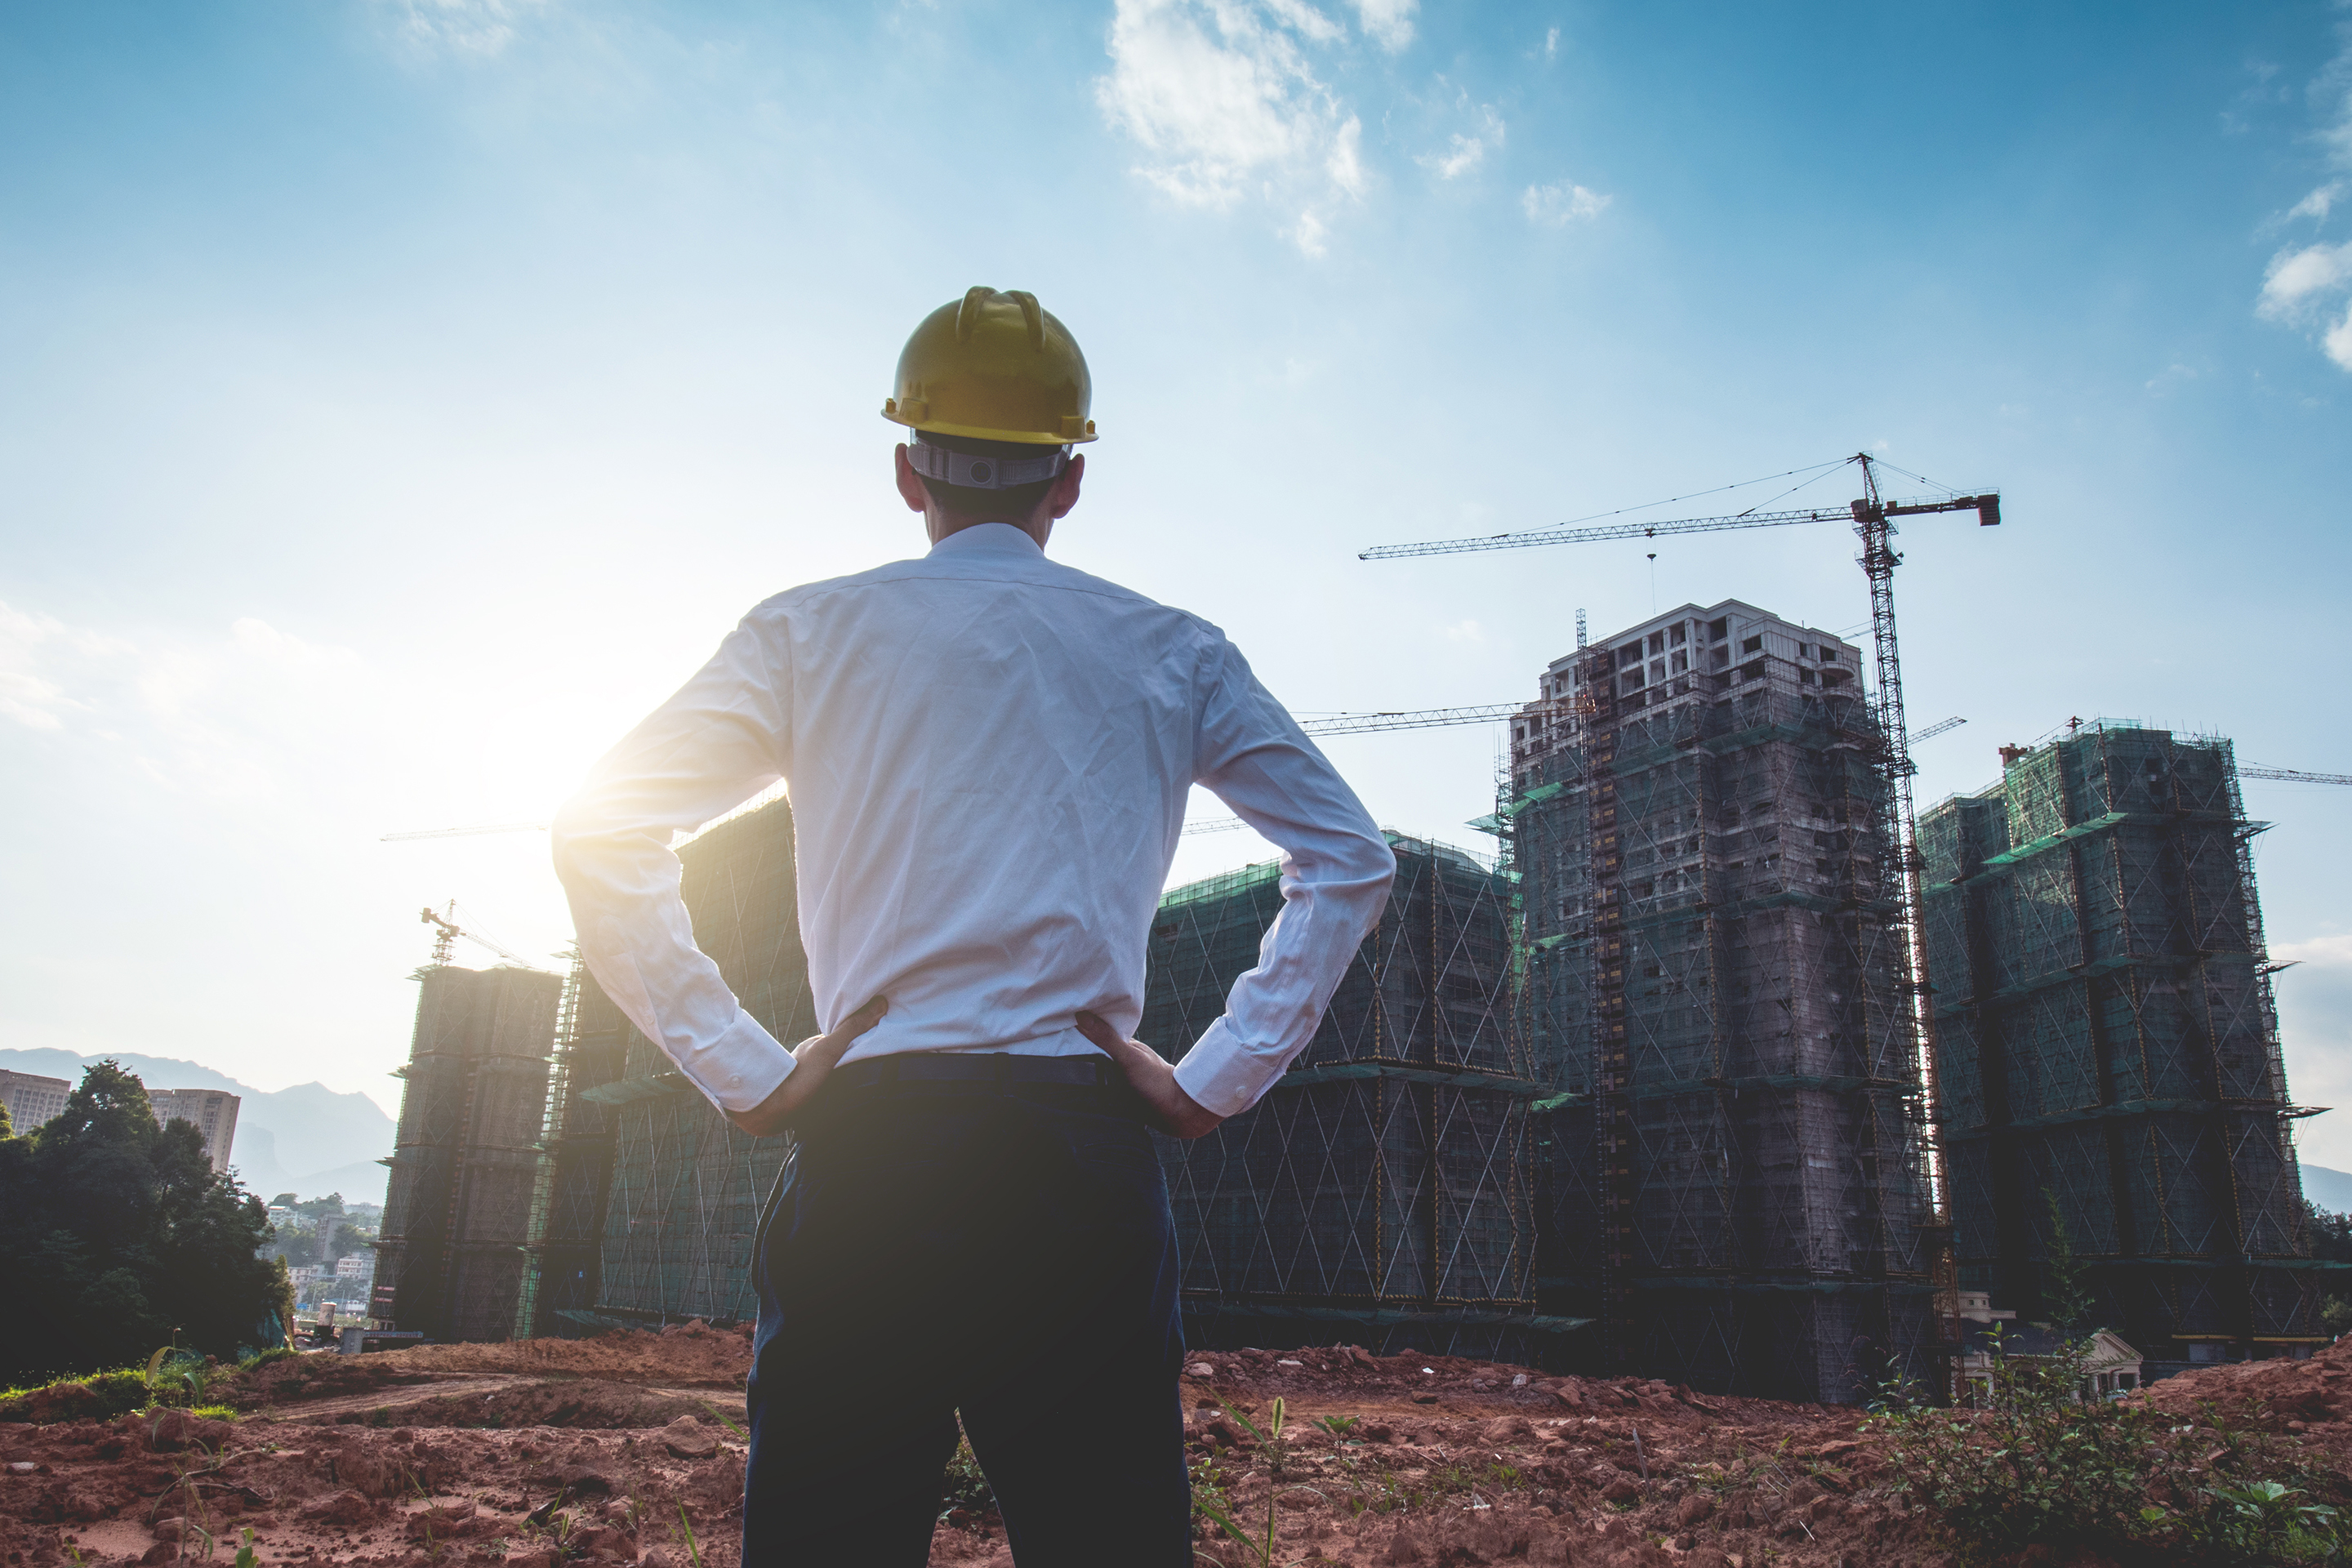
[828,1052,1121,1093]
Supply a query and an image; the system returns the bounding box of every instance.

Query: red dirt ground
[4,1323,2348,1566]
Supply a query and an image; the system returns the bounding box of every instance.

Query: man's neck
[927,512,1052,550]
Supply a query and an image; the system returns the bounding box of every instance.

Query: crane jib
[1360,492,2000,559]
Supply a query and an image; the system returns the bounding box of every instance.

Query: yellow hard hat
[882,287,1098,447]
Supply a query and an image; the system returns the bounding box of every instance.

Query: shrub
[938,1428,996,1527]
[1867,1327,2350,1566]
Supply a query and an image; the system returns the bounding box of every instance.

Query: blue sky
[5,0,2351,1158]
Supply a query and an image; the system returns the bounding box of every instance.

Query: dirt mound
[323,1379,723,1432]
[367,1321,752,1386]
[2130,1335,2352,1439]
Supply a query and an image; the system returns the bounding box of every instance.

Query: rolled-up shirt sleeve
[1174,637,1397,1118]
[550,616,795,1116]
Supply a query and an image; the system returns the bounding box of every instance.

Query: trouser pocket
[751,1140,799,1304]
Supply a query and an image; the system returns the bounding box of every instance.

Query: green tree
[2306,1200,2352,1335]
[2040,1189,2097,1333]
[0,1062,280,1385]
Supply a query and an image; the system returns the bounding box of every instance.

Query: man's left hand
[1075,1010,1224,1138]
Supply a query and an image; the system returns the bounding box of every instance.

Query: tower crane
[1364,452,1999,1355]
[419,902,552,972]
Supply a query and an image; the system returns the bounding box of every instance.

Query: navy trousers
[742,1080,1192,1566]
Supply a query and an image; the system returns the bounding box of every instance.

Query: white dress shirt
[551,522,1395,1121]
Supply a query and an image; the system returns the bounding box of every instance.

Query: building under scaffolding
[1917,722,2325,1371]
[1142,833,1567,1361]
[524,793,813,1331]
[1508,600,1936,1404]
[375,963,562,1343]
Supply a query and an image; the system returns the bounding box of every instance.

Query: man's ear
[893,444,930,514]
[1045,453,1085,522]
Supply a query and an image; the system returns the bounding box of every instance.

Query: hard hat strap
[906,434,1070,491]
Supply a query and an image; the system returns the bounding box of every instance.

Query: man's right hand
[1075,1010,1225,1139]
[727,996,889,1138]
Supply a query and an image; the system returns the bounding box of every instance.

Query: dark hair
[913,432,1063,521]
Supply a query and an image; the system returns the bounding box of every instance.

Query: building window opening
[1670,650,1688,674]
[1647,631,1666,655]
[1669,625,1686,647]
[1709,618,1729,640]
[1741,635,1764,655]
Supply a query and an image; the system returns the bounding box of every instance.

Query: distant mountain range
[2305,1163,2352,1216]
[0,1049,393,1205]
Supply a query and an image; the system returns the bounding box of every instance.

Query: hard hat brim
[880,408,1098,445]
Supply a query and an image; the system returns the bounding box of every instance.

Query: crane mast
[1850,453,1965,1352]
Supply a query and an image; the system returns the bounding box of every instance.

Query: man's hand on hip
[727,996,889,1138]
[1075,1011,1225,1139]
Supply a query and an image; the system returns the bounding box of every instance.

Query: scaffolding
[1143,834,1567,1361]
[1918,721,2327,1370]
[376,964,562,1343]
[1511,603,1936,1404]
[526,795,812,1328]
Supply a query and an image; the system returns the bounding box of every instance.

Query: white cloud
[2291,181,2348,221]
[1097,0,1374,253]
[1352,0,1417,53]
[1262,0,1343,42]
[0,603,377,802]
[2255,23,2352,370]
[375,0,550,57]
[2278,934,2352,969]
[2261,239,2352,316]
[1544,26,1560,60]
[1442,619,1485,643]
[2327,309,2352,371]
[1521,180,1610,228]
[2256,240,2352,369]
[1418,105,1503,180]
[1423,134,1485,178]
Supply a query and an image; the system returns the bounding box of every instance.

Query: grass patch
[0,1367,153,1423]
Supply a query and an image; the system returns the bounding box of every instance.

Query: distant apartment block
[336,1254,372,1280]
[0,1071,71,1134]
[149,1088,242,1174]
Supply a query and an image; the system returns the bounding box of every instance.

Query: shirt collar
[927,522,1045,561]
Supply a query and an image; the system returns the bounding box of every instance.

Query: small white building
[335,1254,371,1280]
[1950,1291,2145,1402]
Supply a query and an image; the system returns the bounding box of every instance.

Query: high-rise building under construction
[523,792,810,1333]
[1508,599,1936,1403]
[1142,833,1566,1360]
[376,963,562,1343]
[1917,722,2321,1370]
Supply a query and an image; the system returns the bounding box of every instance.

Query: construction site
[337,458,2348,1421]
